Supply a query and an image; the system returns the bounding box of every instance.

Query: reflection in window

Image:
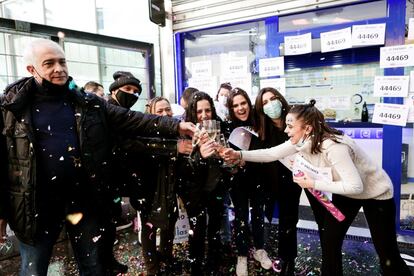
[284,62,382,121]
[400,66,414,231]
[400,124,414,231]
[0,33,44,91]
[1,0,44,24]
[184,21,266,100]
[279,0,387,32]
[63,41,148,112]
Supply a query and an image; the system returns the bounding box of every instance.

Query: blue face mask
[263,99,282,119]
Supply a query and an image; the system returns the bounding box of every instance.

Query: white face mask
[218,95,227,106]
[263,99,282,119]
[296,135,308,147]
[296,127,311,147]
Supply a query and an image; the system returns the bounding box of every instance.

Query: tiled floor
[1,223,414,276]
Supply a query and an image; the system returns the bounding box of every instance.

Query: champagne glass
[202,119,217,141]
[215,121,221,138]
[217,133,232,168]
[188,123,202,160]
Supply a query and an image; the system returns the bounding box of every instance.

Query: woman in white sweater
[222,100,411,276]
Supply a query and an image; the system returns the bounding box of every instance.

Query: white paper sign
[293,155,333,183]
[372,103,409,126]
[173,207,189,243]
[380,44,414,68]
[188,76,217,97]
[408,18,414,40]
[259,57,284,77]
[320,27,352,53]
[373,76,409,97]
[191,60,212,77]
[221,56,248,76]
[352,23,386,46]
[405,93,414,122]
[220,74,252,95]
[284,33,312,55]
[259,78,286,95]
[327,95,351,110]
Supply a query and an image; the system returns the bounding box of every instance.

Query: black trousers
[230,182,265,256]
[101,198,123,265]
[276,180,302,262]
[140,212,177,275]
[307,191,411,276]
[186,186,225,270]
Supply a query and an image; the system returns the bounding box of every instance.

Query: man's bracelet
[239,151,243,161]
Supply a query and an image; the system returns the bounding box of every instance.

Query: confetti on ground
[1,223,414,275]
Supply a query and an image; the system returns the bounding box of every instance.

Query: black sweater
[30,84,83,221]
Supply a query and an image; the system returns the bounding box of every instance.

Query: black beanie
[109,71,142,94]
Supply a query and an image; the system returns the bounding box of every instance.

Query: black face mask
[115,89,139,108]
[34,67,69,93]
[41,78,69,92]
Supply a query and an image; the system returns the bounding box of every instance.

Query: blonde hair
[145,96,170,114]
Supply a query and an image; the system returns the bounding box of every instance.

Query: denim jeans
[18,212,105,276]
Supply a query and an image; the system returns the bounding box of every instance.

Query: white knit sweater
[241,135,393,200]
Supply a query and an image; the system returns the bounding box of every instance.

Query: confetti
[66,213,83,225]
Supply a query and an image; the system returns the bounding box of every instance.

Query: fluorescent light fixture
[292,19,310,25]
[287,68,302,72]
[333,17,352,24]
[332,64,343,68]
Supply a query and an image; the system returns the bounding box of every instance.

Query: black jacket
[176,119,227,218]
[106,97,179,228]
[0,77,180,244]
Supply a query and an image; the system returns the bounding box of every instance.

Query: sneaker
[253,249,272,270]
[236,256,248,276]
[115,217,132,231]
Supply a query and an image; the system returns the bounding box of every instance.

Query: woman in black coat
[225,88,273,276]
[130,97,192,275]
[254,87,302,275]
[176,91,227,275]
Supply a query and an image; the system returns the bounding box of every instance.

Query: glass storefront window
[44,0,97,33]
[0,0,162,98]
[0,33,46,89]
[64,41,148,112]
[279,0,387,32]
[183,21,266,100]
[283,62,383,122]
[399,66,414,231]
[1,0,44,24]
[400,124,414,231]
[64,42,100,86]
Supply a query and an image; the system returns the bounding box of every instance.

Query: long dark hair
[289,99,343,154]
[227,87,254,125]
[185,91,218,124]
[215,82,232,101]
[254,87,290,141]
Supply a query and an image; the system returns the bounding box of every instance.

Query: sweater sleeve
[241,140,297,163]
[313,143,363,195]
